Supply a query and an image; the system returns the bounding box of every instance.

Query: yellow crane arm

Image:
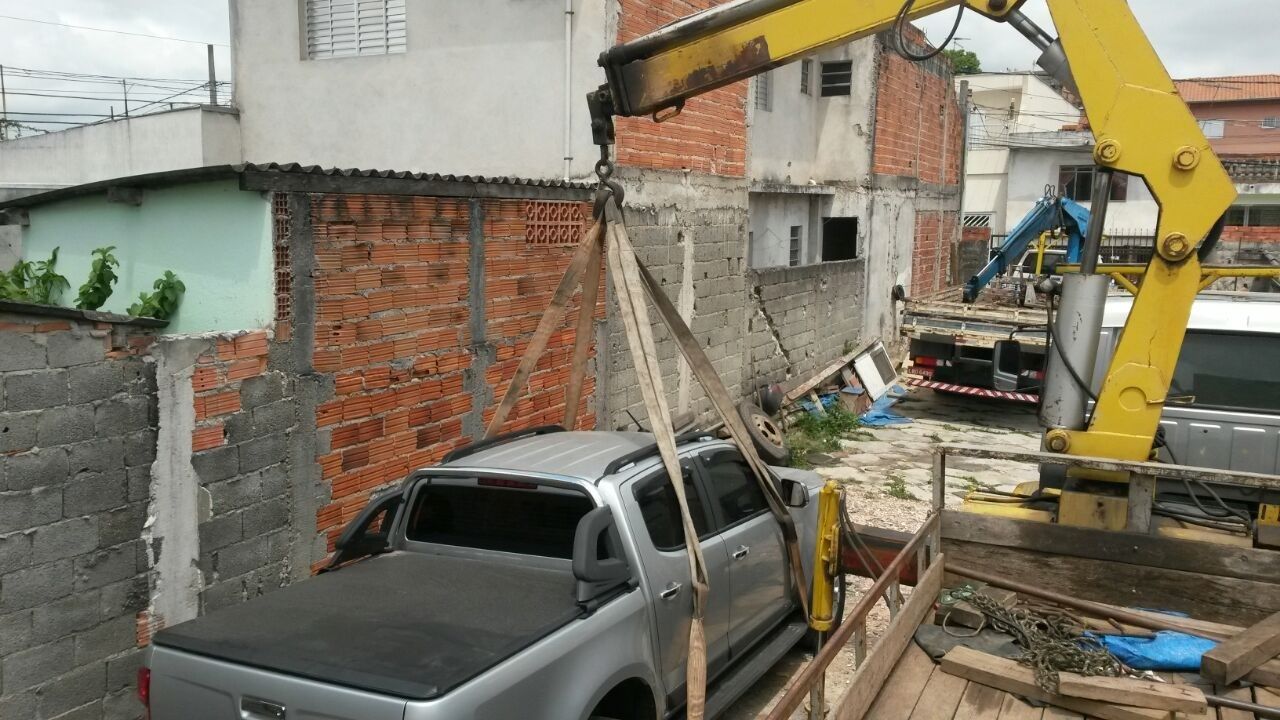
[592,0,1237,464]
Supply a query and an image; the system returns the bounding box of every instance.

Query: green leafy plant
[942,48,981,74]
[885,472,917,501]
[75,246,120,310]
[785,405,863,468]
[0,249,69,305]
[128,271,185,320]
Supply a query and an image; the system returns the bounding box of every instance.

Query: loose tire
[737,401,789,464]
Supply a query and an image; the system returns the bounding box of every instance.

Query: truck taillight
[914,356,938,367]
[137,667,151,717]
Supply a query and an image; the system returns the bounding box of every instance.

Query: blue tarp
[1090,631,1218,672]
[801,383,912,426]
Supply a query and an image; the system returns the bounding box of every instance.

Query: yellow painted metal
[1058,489,1127,531]
[808,481,841,633]
[1045,0,1237,463]
[1034,233,1049,275]
[1260,503,1280,549]
[959,497,1055,523]
[610,0,1015,116]
[1110,272,1140,296]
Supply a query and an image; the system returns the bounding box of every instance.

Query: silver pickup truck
[143,428,826,720]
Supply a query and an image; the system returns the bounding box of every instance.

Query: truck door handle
[660,582,682,600]
[732,545,750,560]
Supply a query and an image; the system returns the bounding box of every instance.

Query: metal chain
[950,588,1126,694]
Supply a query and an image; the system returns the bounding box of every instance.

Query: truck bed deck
[903,286,1049,350]
[153,551,584,700]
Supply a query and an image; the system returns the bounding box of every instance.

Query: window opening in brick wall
[963,213,993,228]
[1058,165,1128,203]
[820,61,852,97]
[821,217,858,261]
[525,200,587,245]
[1228,205,1280,227]
[788,225,802,266]
[1263,117,1280,130]
[1197,119,1225,138]
[800,59,812,95]
[755,71,772,111]
[306,0,407,59]
[272,192,293,324]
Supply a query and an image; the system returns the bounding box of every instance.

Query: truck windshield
[404,478,593,559]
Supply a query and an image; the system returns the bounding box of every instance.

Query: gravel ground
[720,389,1041,719]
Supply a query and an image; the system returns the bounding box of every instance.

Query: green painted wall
[20,179,273,335]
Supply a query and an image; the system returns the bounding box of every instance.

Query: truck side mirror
[323,491,403,572]
[572,506,632,605]
[781,478,809,508]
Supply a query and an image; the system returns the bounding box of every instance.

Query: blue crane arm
[961,196,1092,303]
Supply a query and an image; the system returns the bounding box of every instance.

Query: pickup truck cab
[144,428,823,720]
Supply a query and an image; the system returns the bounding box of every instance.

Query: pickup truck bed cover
[152,551,584,700]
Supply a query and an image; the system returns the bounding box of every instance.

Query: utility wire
[0,13,229,46]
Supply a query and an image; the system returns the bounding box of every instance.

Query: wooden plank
[834,557,946,720]
[997,693,1045,720]
[942,539,1280,625]
[1127,474,1157,533]
[863,644,938,720]
[953,682,1008,720]
[1057,674,1206,714]
[1255,686,1280,713]
[940,647,1172,720]
[1202,611,1280,684]
[1214,685,1252,720]
[940,510,1280,586]
[1042,709,1085,720]
[783,348,860,403]
[938,443,1280,493]
[906,666,969,720]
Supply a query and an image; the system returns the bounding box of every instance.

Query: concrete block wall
[958,227,992,287]
[0,310,158,720]
[305,192,601,551]
[745,259,868,387]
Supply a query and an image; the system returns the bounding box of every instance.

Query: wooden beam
[939,647,1172,720]
[1201,611,1280,685]
[833,556,946,720]
[1125,474,1156,533]
[1056,674,1206,714]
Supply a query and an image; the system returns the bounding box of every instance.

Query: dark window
[1226,205,1280,227]
[822,217,858,261]
[1225,206,1248,226]
[789,225,802,266]
[1058,165,1128,202]
[405,480,592,559]
[755,72,772,112]
[633,466,711,552]
[800,59,812,95]
[702,451,769,529]
[1169,331,1280,413]
[1263,117,1280,130]
[820,61,852,97]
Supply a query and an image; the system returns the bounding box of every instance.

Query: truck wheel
[737,401,789,464]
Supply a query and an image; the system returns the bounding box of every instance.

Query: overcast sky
[0,0,1273,134]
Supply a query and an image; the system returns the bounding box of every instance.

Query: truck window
[633,467,711,551]
[1170,331,1280,413]
[701,451,769,529]
[404,479,593,559]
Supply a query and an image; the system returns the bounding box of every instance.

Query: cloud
[916,0,1275,78]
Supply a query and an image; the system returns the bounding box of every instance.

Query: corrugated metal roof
[1175,75,1280,103]
[0,163,592,209]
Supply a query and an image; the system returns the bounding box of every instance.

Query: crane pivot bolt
[1045,430,1071,453]
[1174,146,1200,170]
[1161,233,1191,260]
[1094,139,1122,165]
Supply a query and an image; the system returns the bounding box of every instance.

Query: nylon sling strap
[606,219,711,718]
[485,220,604,438]
[630,240,811,620]
[562,226,604,429]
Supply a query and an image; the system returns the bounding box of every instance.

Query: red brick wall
[1223,225,1280,243]
[308,194,602,552]
[912,210,959,296]
[614,0,747,177]
[191,331,271,452]
[873,28,963,185]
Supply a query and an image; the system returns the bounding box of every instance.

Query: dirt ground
[721,389,1041,719]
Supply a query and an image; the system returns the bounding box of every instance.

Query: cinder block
[0,530,33,575]
[242,498,289,539]
[67,438,126,476]
[68,363,128,404]
[47,332,106,368]
[0,608,33,656]
[34,660,106,717]
[103,686,142,720]
[0,487,62,534]
[96,503,146,550]
[1,636,75,692]
[125,466,150,503]
[4,448,69,491]
[0,331,46,372]
[72,543,139,592]
[0,410,39,454]
[198,513,243,553]
[0,689,37,720]
[31,517,98,564]
[31,591,100,644]
[4,369,68,411]
[238,433,287,474]
[98,576,147,622]
[74,615,135,665]
[0,560,74,612]
[123,429,156,469]
[37,405,96,447]
[104,649,142,694]
[63,472,127,517]
[191,445,239,485]
[252,400,297,435]
[94,397,152,437]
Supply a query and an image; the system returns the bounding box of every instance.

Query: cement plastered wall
[19,179,274,334]
[1006,147,1158,233]
[230,0,610,181]
[0,311,158,720]
[0,108,241,189]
